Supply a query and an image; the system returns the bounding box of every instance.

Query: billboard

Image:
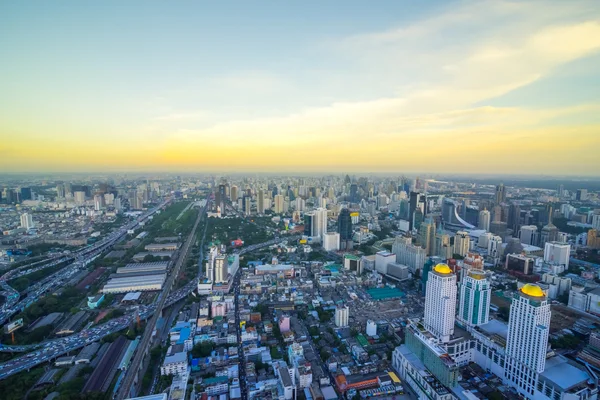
[4,318,23,334]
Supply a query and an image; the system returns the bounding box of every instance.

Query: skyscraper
[424,263,456,343]
[19,187,32,201]
[337,208,353,247]
[495,183,506,204]
[230,185,238,202]
[508,203,521,233]
[243,196,251,216]
[274,194,285,214]
[418,219,435,256]
[334,305,349,327]
[56,184,65,198]
[392,236,426,274]
[304,212,315,237]
[458,271,490,327]
[315,207,328,238]
[478,208,490,231]
[214,255,228,283]
[505,284,551,396]
[453,231,470,257]
[20,213,34,229]
[434,229,452,260]
[257,190,265,214]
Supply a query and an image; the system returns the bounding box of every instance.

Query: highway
[0,207,299,382]
[115,200,208,399]
[0,199,172,326]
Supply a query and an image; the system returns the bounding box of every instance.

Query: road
[0,214,298,381]
[115,200,207,400]
[0,199,172,326]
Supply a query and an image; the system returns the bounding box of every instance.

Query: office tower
[94,194,105,211]
[492,205,502,223]
[217,184,226,215]
[505,284,551,396]
[418,219,435,256]
[19,187,32,201]
[495,183,506,204]
[544,242,570,270]
[327,187,335,200]
[408,191,419,230]
[56,184,65,198]
[304,212,316,237]
[214,255,228,283]
[540,222,559,248]
[114,197,122,212]
[392,236,426,274]
[334,305,349,327]
[557,184,564,197]
[315,207,328,238]
[518,225,539,246]
[506,253,535,275]
[274,194,285,214]
[424,264,456,343]
[458,271,490,327]
[230,185,238,202]
[576,189,588,201]
[323,232,340,251]
[104,193,114,205]
[295,197,305,212]
[453,231,470,257]
[74,191,86,204]
[337,208,353,240]
[257,190,265,214]
[243,196,251,216]
[64,182,72,197]
[434,229,452,260]
[349,183,358,203]
[508,203,521,233]
[478,208,490,231]
[20,213,34,229]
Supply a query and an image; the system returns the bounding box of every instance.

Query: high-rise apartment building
[214,255,228,283]
[274,194,285,214]
[505,284,551,397]
[418,219,435,256]
[20,213,34,229]
[315,207,328,239]
[230,185,238,202]
[518,225,539,246]
[424,264,456,343]
[478,208,490,231]
[453,231,470,257]
[257,190,266,214]
[334,305,349,327]
[74,191,86,205]
[543,242,570,270]
[392,236,426,274]
[458,271,490,327]
[495,183,506,204]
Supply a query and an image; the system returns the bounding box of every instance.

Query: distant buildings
[392,236,426,274]
[478,208,490,231]
[20,213,34,229]
[453,231,470,257]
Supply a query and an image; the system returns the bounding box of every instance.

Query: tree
[319,349,330,362]
[192,342,215,358]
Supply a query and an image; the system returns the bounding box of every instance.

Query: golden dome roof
[521,283,544,297]
[434,263,452,274]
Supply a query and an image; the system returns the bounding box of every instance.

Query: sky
[1,0,600,175]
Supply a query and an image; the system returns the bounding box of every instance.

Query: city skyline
[2,1,600,174]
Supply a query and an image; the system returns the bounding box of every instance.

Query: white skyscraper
[424,263,457,343]
[453,231,470,257]
[458,271,490,327]
[315,207,328,239]
[214,255,228,283]
[20,213,34,229]
[295,197,305,212]
[274,194,285,214]
[543,242,570,270]
[334,305,349,327]
[519,225,539,246]
[478,209,491,231]
[74,191,86,205]
[505,284,551,397]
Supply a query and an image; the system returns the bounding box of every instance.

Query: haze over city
[2,1,600,174]
[2,3,600,400]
